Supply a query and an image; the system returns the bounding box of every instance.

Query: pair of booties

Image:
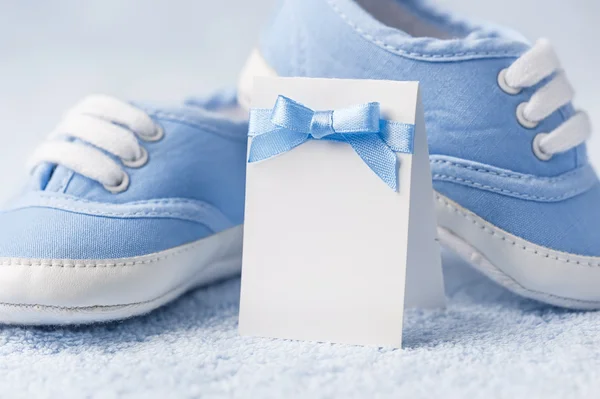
[1,0,597,324]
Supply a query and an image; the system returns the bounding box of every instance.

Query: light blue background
[0,0,598,202]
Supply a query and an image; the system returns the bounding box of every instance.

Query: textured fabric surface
[0,97,248,260]
[260,0,581,177]
[0,207,212,259]
[0,252,597,399]
[257,0,600,257]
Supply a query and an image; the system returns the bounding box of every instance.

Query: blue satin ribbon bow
[248,95,415,191]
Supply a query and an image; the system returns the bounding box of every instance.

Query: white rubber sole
[435,193,600,310]
[0,225,243,325]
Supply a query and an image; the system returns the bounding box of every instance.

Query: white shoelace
[28,95,163,193]
[498,39,591,160]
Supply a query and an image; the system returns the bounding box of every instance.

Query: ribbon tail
[380,120,415,154]
[343,134,399,191]
[248,129,309,163]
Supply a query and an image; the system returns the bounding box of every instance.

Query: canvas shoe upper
[237,0,600,309]
[0,91,247,324]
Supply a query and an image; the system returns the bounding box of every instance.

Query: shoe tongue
[30,137,100,194]
[42,165,74,192]
[28,163,74,193]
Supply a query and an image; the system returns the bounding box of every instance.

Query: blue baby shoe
[238,0,599,309]
[0,91,247,324]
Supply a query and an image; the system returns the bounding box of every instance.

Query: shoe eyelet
[141,123,164,142]
[103,172,130,194]
[517,102,539,129]
[532,133,552,161]
[498,68,522,95]
[122,146,148,168]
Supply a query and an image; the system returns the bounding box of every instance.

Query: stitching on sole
[435,194,600,267]
[437,227,600,307]
[0,226,242,268]
[0,254,241,315]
